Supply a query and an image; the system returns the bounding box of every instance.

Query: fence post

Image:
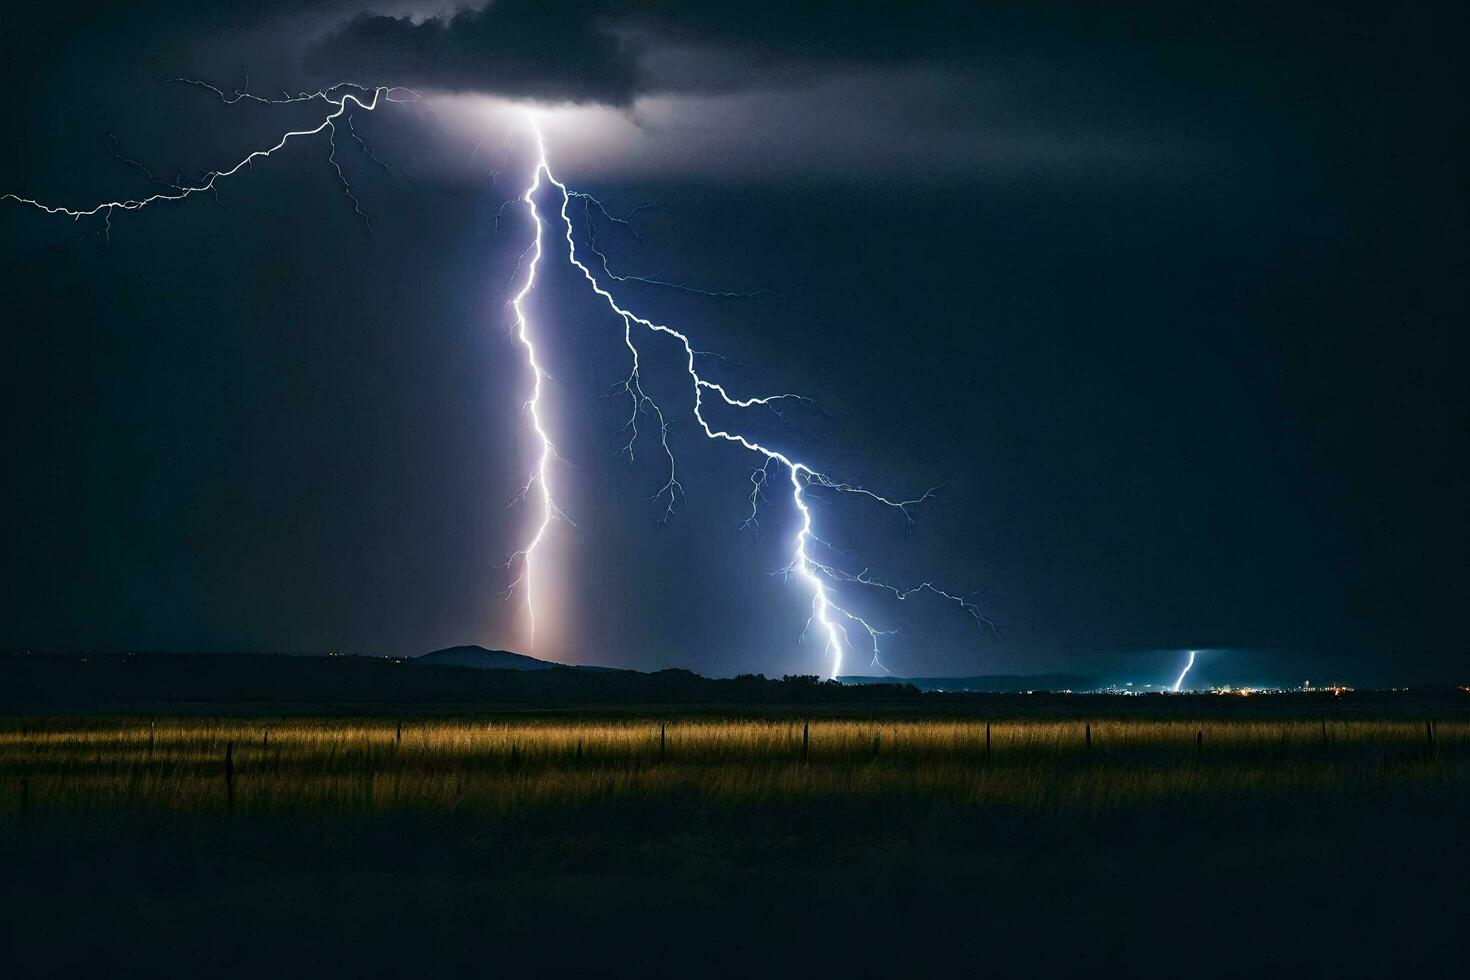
[1195,730,1203,759]
[148,720,155,760]
[396,721,402,748]
[801,721,810,763]
[985,722,992,763]
[1085,722,1092,755]
[660,722,666,759]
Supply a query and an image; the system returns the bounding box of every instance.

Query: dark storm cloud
[0,1,1339,182]
[294,1,1227,180]
[295,2,1338,103]
[307,1,640,101]
[304,1,993,99]
[302,2,1233,98]
[293,1,1422,183]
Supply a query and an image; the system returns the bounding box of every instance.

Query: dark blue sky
[2,2,1464,685]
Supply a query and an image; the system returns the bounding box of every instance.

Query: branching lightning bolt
[4,79,998,678]
[515,117,994,676]
[2,78,422,237]
[574,192,774,300]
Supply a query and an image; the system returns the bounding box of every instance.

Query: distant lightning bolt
[3,79,998,678]
[1173,650,1197,692]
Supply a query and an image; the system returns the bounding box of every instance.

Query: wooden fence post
[801,721,810,763]
[1085,722,1092,755]
[147,720,155,760]
[660,722,667,759]
[396,721,402,748]
[985,722,992,763]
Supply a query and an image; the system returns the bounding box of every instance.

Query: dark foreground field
[3,700,1466,978]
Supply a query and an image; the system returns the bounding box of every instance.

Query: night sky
[2,2,1464,686]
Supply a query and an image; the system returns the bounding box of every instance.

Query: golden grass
[1,717,1463,820]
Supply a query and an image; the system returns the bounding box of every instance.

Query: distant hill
[840,673,1102,693]
[414,645,623,672]
[0,653,1453,718]
[415,645,559,671]
[0,653,923,708]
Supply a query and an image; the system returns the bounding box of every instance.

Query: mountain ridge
[414,645,560,671]
[413,645,623,672]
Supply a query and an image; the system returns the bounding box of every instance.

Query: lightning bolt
[4,79,997,678]
[1173,650,1197,692]
[498,147,569,644]
[515,117,994,677]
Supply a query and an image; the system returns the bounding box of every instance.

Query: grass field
[2,715,1465,816]
[3,711,1466,976]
